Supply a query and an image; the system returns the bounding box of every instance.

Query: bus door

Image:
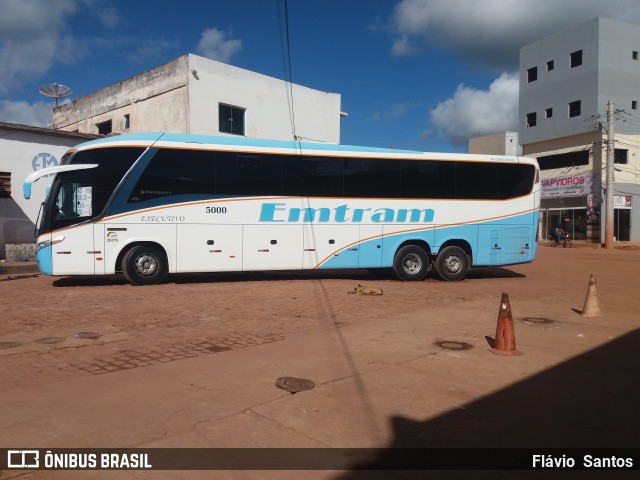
[302,224,360,269]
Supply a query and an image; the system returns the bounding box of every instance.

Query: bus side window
[401,160,455,199]
[129,149,214,202]
[216,152,282,196]
[282,156,343,197]
[344,158,401,198]
[498,164,535,199]
[455,162,499,199]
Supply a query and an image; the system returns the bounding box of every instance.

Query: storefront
[613,195,632,241]
[540,171,636,242]
[540,171,601,243]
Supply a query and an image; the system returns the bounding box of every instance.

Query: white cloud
[0,100,54,127]
[0,0,79,95]
[0,0,122,96]
[196,28,242,63]
[428,72,519,147]
[390,0,640,68]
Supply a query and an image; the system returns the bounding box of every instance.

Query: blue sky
[1,0,640,152]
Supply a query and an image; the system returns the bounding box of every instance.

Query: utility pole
[604,100,615,248]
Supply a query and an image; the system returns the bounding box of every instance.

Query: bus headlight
[36,236,65,253]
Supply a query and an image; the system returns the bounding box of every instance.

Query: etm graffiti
[32,152,58,171]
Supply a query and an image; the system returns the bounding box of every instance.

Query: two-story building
[53,53,343,143]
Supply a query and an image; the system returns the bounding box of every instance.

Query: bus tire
[435,246,469,281]
[121,245,167,286]
[393,245,429,281]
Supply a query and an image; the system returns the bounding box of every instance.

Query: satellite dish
[39,82,72,107]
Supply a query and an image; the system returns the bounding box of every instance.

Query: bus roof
[72,132,536,165]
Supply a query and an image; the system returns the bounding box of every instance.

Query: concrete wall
[468,132,521,155]
[597,18,640,133]
[55,56,189,134]
[187,54,340,142]
[520,18,640,146]
[519,18,601,145]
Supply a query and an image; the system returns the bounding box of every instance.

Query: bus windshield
[39,147,145,235]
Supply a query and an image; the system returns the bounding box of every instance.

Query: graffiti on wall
[31,152,58,171]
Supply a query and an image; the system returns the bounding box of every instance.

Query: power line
[276,0,298,143]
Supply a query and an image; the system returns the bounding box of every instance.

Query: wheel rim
[134,253,158,276]
[402,253,423,274]
[443,255,462,274]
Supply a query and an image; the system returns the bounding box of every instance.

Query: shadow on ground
[332,329,640,479]
[50,266,524,287]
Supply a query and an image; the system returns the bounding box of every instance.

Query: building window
[633,51,639,60]
[96,120,112,135]
[537,150,589,170]
[570,50,583,68]
[526,112,537,128]
[568,100,581,118]
[545,108,553,118]
[219,103,245,136]
[527,67,538,83]
[0,171,10,198]
[632,100,638,110]
[614,149,628,164]
[123,114,130,130]
[546,60,554,71]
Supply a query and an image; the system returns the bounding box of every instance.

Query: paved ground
[0,244,639,479]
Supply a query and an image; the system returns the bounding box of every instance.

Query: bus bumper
[36,242,53,276]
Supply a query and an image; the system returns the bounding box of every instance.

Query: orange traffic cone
[491,293,520,356]
[581,274,603,318]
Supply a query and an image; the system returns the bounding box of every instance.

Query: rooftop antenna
[39,82,72,128]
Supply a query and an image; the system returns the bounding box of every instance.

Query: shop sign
[614,195,632,209]
[541,173,595,198]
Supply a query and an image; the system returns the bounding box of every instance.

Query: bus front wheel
[435,246,469,281]
[393,245,429,281]
[122,245,167,286]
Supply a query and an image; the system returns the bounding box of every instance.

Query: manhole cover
[522,317,555,324]
[34,337,65,344]
[0,342,21,349]
[74,331,102,339]
[434,340,474,351]
[276,376,315,393]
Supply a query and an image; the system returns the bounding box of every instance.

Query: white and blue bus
[24,133,540,285]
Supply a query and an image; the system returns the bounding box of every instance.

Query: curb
[0,262,40,275]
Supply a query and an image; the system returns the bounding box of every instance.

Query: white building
[54,53,343,143]
[0,123,98,259]
[519,17,640,243]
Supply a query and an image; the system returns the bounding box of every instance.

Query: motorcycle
[550,230,572,248]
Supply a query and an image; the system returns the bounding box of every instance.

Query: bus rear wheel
[393,245,429,281]
[435,246,469,281]
[122,245,167,285]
